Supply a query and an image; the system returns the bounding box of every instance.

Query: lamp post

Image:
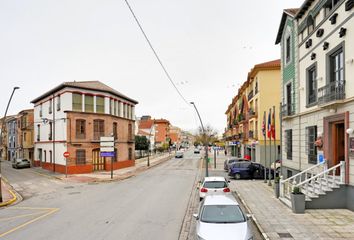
[190,102,208,177]
[147,124,154,167]
[0,86,20,203]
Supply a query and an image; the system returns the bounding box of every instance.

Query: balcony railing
[318,80,345,105]
[281,103,295,117]
[248,109,256,118]
[248,90,254,101]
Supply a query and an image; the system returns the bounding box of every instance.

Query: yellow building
[225,59,281,166]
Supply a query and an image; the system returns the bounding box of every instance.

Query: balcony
[281,103,295,117]
[248,109,257,119]
[248,90,254,101]
[248,130,254,139]
[318,80,345,106]
[238,114,245,122]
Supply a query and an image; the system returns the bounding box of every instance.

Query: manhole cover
[278,232,293,238]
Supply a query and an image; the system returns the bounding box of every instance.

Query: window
[113,122,118,140]
[38,149,42,162]
[44,150,47,162]
[24,132,27,142]
[285,129,292,160]
[307,64,317,105]
[37,124,40,141]
[285,36,291,63]
[76,149,86,165]
[49,122,53,140]
[118,101,121,117]
[287,170,293,178]
[76,119,86,139]
[49,150,52,163]
[93,120,104,140]
[114,101,117,116]
[128,148,133,160]
[49,99,52,114]
[57,95,61,111]
[40,104,43,117]
[306,126,317,164]
[128,123,133,141]
[324,0,340,16]
[329,47,344,83]
[110,99,114,115]
[85,95,94,112]
[72,93,82,111]
[307,15,314,34]
[96,96,105,113]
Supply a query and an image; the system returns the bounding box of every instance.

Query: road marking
[0,207,59,238]
[0,211,48,221]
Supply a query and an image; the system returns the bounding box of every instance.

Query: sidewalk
[32,152,173,183]
[0,178,17,207]
[229,180,354,239]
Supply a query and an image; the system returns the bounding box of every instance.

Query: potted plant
[274,176,280,198]
[290,186,305,214]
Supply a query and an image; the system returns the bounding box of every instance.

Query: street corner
[0,179,20,208]
[60,175,99,184]
[0,207,59,238]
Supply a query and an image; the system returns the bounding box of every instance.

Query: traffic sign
[100,147,115,152]
[100,141,114,147]
[100,152,115,157]
[63,151,70,158]
[100,137,114,142]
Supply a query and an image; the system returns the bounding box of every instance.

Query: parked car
[12,159,31,169]
[228,161,274,180]
[193,195,253,240]
[175,151,184,158]
[199,176,231,201]
[194,148,200,154]
[223,158,248,172]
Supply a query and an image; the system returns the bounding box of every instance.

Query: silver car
[194,195,253,240]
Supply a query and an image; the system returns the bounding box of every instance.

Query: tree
[135,136,150,157]
[194,125,218,146]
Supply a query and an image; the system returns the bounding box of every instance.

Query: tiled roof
[31,80,138,104]
[284,8,299,16]
[253,59,281,69]
[139,119,154,129]
[137,129,150,136]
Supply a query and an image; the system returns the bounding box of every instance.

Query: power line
[123,0,190,106]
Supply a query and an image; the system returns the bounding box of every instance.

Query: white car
[194,195,253,240]
[199,176,231,201]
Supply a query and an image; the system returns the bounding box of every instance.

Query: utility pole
[0,87,20,203]
[190,102,208,177]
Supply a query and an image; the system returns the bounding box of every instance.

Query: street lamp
[190,102,209,177]
[0,86,20,203]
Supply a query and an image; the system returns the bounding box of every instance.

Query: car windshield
[228,159,237,163]
[201,205,245,223]
[203,181,227,189]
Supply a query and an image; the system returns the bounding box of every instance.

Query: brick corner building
[31,81,138,174]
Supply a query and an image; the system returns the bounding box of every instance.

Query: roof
[295,0,315,19]
[154,119,170,124]
[137,129,150,136]
[31,81,138,104]
[203,195,239,206]
[275,8,299,44]
[139,119,154,129]
[249,59,280,79]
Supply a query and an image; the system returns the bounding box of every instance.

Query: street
[0,150,200,240]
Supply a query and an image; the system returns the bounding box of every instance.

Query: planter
[290,193,305,214]
[274,182,280,198]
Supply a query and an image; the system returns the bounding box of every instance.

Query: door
[92,149,105,171]
[332,122,345,175]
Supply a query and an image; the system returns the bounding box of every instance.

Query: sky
[0,0,304,135]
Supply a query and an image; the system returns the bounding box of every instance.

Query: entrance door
[332,122,345,174]
[92,149,105,171]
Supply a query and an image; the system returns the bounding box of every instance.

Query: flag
[267,108,271,139]
[271,107,276,139]
[262,111,266,137]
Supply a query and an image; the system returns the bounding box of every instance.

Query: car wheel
[235,173,241,180]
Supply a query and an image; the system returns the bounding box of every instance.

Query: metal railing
[280,160,327,199]
[281,103,295,117]
[248,90,254,101]
[318,80,345,105]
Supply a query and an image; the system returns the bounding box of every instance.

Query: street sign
[63,152,70,158]
[100,152,115,157]
[100,141,114,147]
[100,147,115,152]
[100,137,114,142]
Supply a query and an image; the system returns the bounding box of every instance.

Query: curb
[0,178,18,207]
[233,190,269,240]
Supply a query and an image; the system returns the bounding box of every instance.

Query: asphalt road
[0,150,200,240]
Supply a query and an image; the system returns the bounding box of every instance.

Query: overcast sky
[0,0,304,134]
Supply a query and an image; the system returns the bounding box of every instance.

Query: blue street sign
[100,152,115,157]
